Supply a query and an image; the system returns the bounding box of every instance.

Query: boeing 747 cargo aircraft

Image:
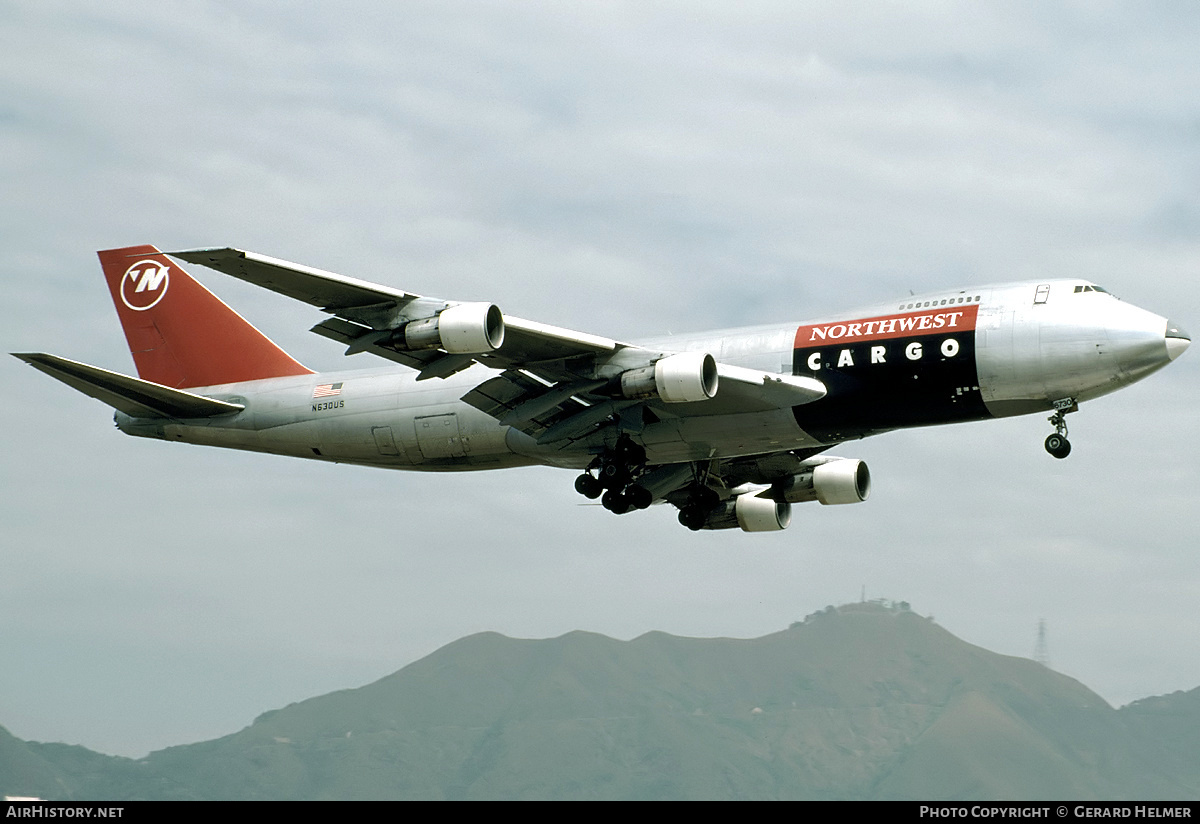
[15,245,1190,532]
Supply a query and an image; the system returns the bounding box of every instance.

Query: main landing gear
[677,485,720,531]
[1044,398,1075,459]
[575,436,653,515]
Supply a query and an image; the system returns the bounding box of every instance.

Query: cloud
[2,1,1198,756]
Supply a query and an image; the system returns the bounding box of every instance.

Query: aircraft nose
[1166,320,1190,361]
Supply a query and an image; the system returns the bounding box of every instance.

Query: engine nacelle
[393,302,505,354]
[619,352,718,403]
[775,458,871,506]
[703,493,792,532]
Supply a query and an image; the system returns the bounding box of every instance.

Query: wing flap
[309,317,477,379]
[535,399,637,445]
[460,370,601,441]
[715,365,826,408]
[13,353,245,419]
[310,317,434,369]
[461,360,825,446]
[498,378,606,426]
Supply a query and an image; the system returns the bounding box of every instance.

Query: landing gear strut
[574,435,653,514]
[1044,398,1075,459]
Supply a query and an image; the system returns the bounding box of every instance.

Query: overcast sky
[2,1,1198,758]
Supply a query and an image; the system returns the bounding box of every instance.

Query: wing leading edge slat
[172,248,413,313]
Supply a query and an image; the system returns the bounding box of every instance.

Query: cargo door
[415,413,466,459]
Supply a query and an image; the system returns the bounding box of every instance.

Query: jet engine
[774,458,871,505]
[618,352,718,403]
[391,302,505,354]
[701,493,792,532]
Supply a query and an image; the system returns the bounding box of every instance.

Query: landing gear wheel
[626,484,653,510]
[575,473,603,499]
[602,489,632,514]
[678,505,706,531]
[1045,399,1075,460]
[1045,433,1071,459]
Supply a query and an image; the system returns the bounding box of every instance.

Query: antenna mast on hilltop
[1034,618,1050,667]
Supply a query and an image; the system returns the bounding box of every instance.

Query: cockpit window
[1073,284,1112,294]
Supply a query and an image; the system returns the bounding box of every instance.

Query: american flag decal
[312,382,344,398]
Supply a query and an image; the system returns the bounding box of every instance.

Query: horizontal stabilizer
[12,353,245,419]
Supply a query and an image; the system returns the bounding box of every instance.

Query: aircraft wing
[172,248,414,313]
[173,247,622,380]
[461,364,825,444]
[173,247,825,446]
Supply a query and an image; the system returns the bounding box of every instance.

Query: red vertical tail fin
[98,245,313,389]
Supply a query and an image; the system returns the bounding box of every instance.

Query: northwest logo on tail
[120,260,170,311]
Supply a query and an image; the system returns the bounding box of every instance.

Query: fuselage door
[415,412,467,459]
[371,425,402,457]
[1034,284,1050,305]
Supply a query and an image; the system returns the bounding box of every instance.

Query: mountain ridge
[5,602,1197,800]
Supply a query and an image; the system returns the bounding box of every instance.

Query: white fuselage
[114,279,1184,471]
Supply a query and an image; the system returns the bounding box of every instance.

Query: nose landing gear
[1044,398,1076,459]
